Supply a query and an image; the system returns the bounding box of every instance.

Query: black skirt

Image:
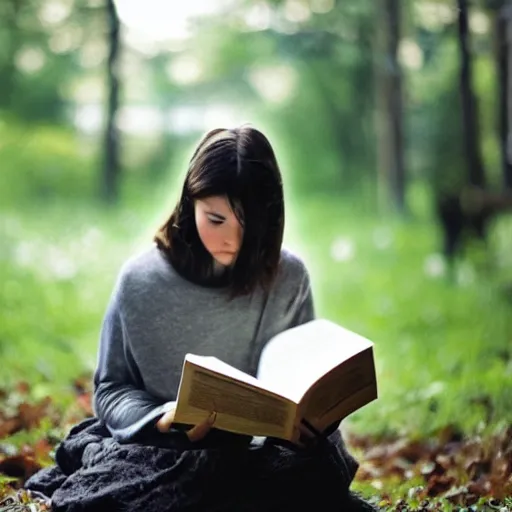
[25,417,373,512]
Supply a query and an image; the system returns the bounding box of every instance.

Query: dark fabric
[25,418,375,512]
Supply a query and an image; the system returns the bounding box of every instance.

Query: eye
[207,215,224,225]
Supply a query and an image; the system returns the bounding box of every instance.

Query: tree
[0,0,21,111]
[456,0,487,187]
[102,0,121,203]
[494,0,512,188]
[375,0,406,214]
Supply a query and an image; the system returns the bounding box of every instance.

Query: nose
[223,223,241,249]
[223,232,235,248]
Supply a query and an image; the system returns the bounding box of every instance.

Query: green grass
[287,195,512,438]
[1,120,511,439]
[0,202,154,391]
[2,191,512,440]
[1,126,512,509]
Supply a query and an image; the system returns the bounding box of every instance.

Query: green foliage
[1,121,512,507]
[408,33,467,193]
[473,54,501,186]
[289,191,512,438]
[0,120,96,206]
[0,0,102,122]
[3,169,512,438]
[2,2,512,508]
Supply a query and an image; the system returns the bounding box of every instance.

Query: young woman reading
[25,126,375,512]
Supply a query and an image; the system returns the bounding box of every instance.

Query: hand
[292,420,322,449]
[156,404,217,442]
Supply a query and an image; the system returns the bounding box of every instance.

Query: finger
[290,425,308,448]
[294,437,307,449]
[186,412,216,442]
[296,421,323,448]
[156,410,175,433]
[300,419,324,439]
[156,419,171,433]
[298,423,317,440]
[187,413,215,442]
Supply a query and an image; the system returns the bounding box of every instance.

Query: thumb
[186,412,216,442]
[156,406,176,433]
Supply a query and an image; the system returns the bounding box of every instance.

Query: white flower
[373,227,392,250]
[456,262,475,286]
[15,241,36,267]
[45,246,77,280]
[423,253,446,278]
[330,237,355,262]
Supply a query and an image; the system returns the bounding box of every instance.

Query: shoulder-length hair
[154,125,285,297]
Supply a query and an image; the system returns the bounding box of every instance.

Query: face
[194,195,244,266]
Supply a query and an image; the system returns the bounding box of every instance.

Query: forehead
[197,195,239,214]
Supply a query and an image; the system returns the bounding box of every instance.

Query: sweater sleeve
[93,276,174,443]
[289,263,315,328]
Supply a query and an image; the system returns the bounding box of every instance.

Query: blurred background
[1,0,512,444]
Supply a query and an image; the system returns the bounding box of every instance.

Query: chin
[214,254,236,266]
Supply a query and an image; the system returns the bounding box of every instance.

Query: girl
[26,126,373,512]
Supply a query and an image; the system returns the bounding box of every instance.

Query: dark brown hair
[154,125,285,297]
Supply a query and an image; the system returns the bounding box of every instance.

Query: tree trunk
[502,3,512,188]
[102,0,121,203]
[456,0,487,187]
[375,0,406,214]
[496,4,510,187]
[0,0,21,110]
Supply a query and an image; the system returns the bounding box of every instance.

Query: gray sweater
[93,245,315,442]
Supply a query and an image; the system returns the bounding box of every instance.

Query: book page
[174,359,297,439]
[312,384,377,433]
[257,319,374,403]
[185,354,268,389]
[300,348,377,431]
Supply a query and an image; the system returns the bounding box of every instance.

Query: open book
[173,319,378,442]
